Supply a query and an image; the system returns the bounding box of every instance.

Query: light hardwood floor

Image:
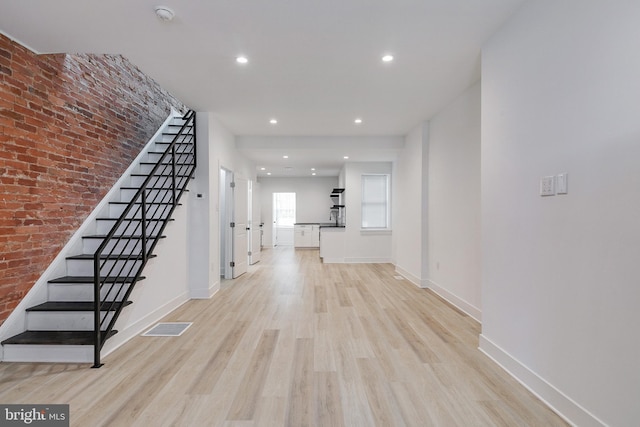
[0,247,568,426]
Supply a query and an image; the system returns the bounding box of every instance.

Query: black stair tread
[82,234,166,239]
[130,173,191,177]
[120,185,178,189]
[96,217,173,222]
[66,253,157,260]
[48,276,145,284]
[139,161,192,165]
[1,330,117,346]
[109,201,180,205]
[27,301,132,312]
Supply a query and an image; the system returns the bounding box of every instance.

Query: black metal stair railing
[92,110,196,367]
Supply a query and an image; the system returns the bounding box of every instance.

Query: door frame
[220,167,234,280]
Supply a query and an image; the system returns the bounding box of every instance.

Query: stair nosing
[26,301,133,312]
[66,254,157,260]
[82,234,166,239]
[48,275,145,284]
[1,330,118,346]
[130,173,191,177]
[109,201,180,205]
[96,217,173,221]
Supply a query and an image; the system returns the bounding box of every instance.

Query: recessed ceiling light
[312,173,316,176]
[283,155,289,159]
[344,156,349,159]
[269,119,278,124]
[311,168,316,171]
[382,54,394,63]
[260,167,266,171]
[267,172,272,175]
[155,6,175,21]
[354,118,362,124]
[236,56,248,64]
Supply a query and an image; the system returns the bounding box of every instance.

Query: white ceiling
[0,0,525,176]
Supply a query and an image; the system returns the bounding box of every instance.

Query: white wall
[190,112,255,294]
[103,193,191,355]
[481,1,640,425]
[428,82,481,320]
[393,123,428,285]
[393,82,481,322]
[258,176,338,247]
[344,162,393,263]
[188,112,215,298]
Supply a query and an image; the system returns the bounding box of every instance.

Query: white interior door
[221,167,234,280]
[232,177,248,278]
[249,181,261,264]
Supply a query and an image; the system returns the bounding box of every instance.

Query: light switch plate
[557,173,568,194]
[540,176,555,196]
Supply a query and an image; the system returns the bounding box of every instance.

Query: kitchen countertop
[319,223,345,228]
[294,222,345,228]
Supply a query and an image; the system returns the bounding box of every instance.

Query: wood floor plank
[385,307,441,364]
[227,330,279,420]
[314,371,344,427]
[356,358,407,427]
[188,321,250,395]
[286,338,314,427]
[0,247,568,427]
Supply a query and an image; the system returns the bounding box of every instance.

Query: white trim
[425,279,482,322]
[344,257,393,263]
[479,335,607,427]
[394,265,423,287]
[190,281,220,299]
[321,257,346,264]
[0,29,41,54]
[394,267,482,322]
[359,229,392,235]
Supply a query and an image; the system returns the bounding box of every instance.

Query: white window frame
[361,174,390,230]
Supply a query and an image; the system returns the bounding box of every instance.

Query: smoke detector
[155,6,175,21]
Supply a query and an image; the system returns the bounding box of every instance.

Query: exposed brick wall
[0,33,187,325]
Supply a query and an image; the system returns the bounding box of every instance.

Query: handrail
[92,110,196,367]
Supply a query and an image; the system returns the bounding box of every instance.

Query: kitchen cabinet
[319,226,346,262]
[310,224,320,247]
[294,224,320,248]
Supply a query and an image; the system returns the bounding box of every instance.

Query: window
[273,192,296,227]
[361,174,390,229]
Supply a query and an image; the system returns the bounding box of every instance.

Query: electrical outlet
[557,173,568,194]
[540,176,555,196]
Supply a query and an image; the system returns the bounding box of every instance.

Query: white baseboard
[479,335,606,427]
[321,257,345,264]
[190,281,220,299]
[393,267,482,322]
[425,279,482,322]
[394,266,423,288]
[344,257,392,263]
